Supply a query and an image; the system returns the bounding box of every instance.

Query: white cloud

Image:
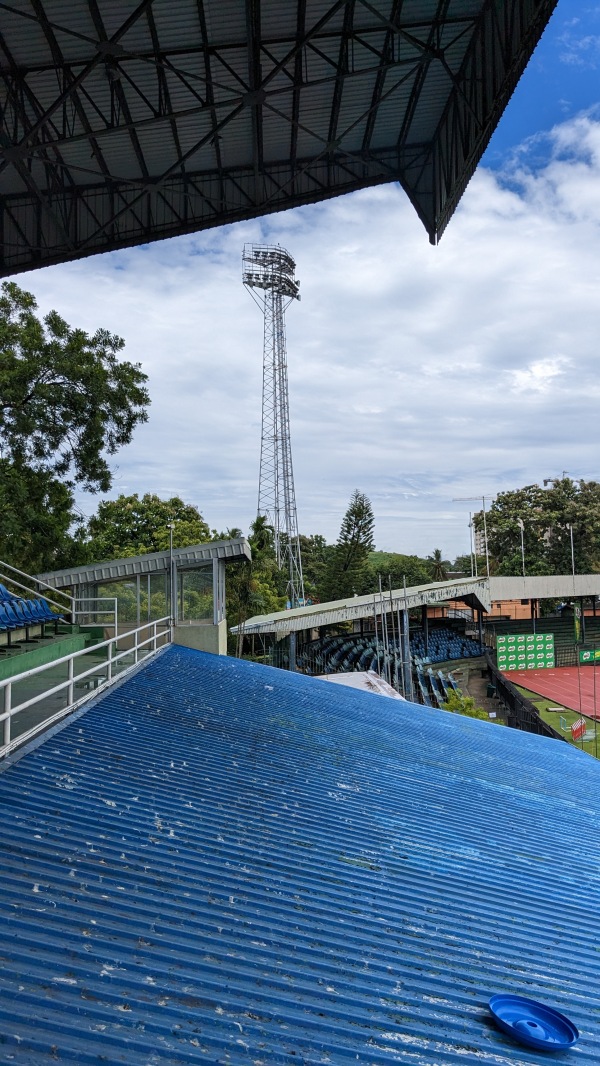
[510,357,569,394]
[12,114,600,559]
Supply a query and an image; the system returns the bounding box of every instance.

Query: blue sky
[485,2,600,164]
[14,1,600,561]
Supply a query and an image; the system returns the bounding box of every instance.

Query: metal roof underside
[1,645,599,1063]
[36,536,251,588]
[233,575,491,635]
[0,0,558,275]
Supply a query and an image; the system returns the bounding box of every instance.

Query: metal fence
[0,616,171,760]
[485,653,565,741]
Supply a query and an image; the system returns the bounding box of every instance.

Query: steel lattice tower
[243,244,305,607]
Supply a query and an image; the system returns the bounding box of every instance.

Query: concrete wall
[173,620,227,656]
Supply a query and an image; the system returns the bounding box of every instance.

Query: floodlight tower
[243,244,305,607]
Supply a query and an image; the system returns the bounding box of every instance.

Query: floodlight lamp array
[242,243,300,300]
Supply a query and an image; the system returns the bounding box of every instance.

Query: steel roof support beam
[0,0,558,273]
[0,0,157,180]
[195,0,225,206]
[84,0,150,181]
[246,0,264,202]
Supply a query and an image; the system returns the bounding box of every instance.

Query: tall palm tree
[427,548,448,582]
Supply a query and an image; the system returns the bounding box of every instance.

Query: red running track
[508,665,600,717]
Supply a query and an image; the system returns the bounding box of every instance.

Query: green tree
[361,551,431,595]
[86,493,211,560]
[442,690,490,721]
[299,533,334,602]
[451,554,486,576]
[476,484,552,576]
[543,478,600,575]
[478,478,600,576]
[0,281,149,492]
[322,491,375,601]
[0,460,87,574]
[0,281,150,573]
[228,515,286,655]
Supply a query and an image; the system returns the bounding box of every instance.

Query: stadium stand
[410,626,482,663]
[0,583,65,648]
[296,627,474,704]
[298,627,481,676]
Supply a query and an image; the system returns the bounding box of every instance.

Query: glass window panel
[97,580,138,624]
[149,573,168,621]
[180,567,213,623]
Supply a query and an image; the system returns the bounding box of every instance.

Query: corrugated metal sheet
[0,646,599,1062]
[233,577,491,636]
[36,537,251,589]
[489,574,600,602]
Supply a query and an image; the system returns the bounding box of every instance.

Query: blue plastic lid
[489,994,579,1052]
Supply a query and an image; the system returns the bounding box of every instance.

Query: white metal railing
[0,615,172,759]
[73,597,118,633]
[0,560,73,616]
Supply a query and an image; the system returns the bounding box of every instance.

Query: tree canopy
[427,548,450,582]
[0,282,150,572]
[0,282,149,492]
[86,493,211,561]
[362,551,431,594]
[321,491,375,600]
[476,478,600,576]
[0,460,86,574]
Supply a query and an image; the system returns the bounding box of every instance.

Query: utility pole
[453,496,494,577]
[243,244,305,607]
[517,517,525,578]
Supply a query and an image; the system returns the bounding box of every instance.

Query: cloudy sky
[12,0,600,560]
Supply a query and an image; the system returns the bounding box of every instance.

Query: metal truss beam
[0,0,558,274]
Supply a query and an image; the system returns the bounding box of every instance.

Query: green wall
[0,634,90,682]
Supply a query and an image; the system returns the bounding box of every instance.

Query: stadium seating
[410,626,482,663]
[0,585,66,649]
[296,625,481,704]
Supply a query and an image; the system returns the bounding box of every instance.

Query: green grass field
[515,684,600,758]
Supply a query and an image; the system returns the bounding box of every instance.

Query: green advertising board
[574,603,583,645]
[496,633,555,672]
[579,648,600,664]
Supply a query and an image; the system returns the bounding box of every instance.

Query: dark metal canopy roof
[0,0,557,276]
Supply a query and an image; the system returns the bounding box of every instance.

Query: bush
[442,690,490,721]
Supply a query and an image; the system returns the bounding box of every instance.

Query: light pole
[453,495,494,577]
[568,523,575,578]
[167,522,175,623]
[468,512,477,578]
[516,518,525,578]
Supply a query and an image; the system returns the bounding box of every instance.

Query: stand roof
[0,0,557,275]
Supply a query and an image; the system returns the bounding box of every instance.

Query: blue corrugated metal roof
[1,645,599,1063]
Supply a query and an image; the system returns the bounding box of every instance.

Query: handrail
[73,596,118,634]
[0,560,74,613]
[0,615,172,759]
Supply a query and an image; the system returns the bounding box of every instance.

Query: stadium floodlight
[243,244,305,609]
